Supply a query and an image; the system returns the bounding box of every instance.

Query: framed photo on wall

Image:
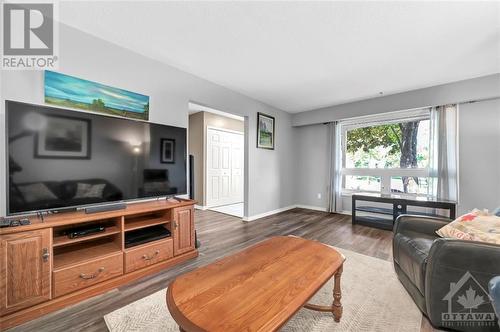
[35,115,91,159]
[257,112,275,150]
[160,138,175,163]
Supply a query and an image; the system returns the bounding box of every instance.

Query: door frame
[204,126,245,209]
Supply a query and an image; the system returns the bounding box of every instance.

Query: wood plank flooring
[6,208,434,332]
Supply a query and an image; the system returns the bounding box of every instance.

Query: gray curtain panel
[327,121,340,213]
[429,104,459,202]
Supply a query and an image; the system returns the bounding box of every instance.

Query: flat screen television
[6,100,187,215]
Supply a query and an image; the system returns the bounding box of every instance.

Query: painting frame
[160,138,175,164]
[34,114,91,159]
[257,112,275,150]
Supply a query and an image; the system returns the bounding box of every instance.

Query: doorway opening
[188,102,245,218]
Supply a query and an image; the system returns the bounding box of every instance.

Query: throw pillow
[74,183,106,199]
[494,207,500,217]
[18,183,58,203]
[436,209,500,245]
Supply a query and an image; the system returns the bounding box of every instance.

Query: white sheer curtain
[327,122,342,213]
[429,104,459,202]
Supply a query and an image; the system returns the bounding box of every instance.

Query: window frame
[340,109,432,197]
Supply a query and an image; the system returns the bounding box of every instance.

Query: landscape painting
[257,112,275,150]
[44,70,149,120]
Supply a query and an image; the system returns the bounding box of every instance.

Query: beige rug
[104,248,422,332]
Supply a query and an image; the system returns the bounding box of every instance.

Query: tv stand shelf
[0,199,197,330]
[53,226,121,247]
[53,240,122,270]
[124,214,171,232]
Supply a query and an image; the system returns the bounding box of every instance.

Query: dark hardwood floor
[8,208,433,332]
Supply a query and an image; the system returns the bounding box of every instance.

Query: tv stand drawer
[124,238,173,273]
[53,253,123,298]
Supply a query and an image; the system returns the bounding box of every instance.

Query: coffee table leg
[303,264,343,323]
[332,264,343,322]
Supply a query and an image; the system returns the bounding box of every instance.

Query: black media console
[351,193,456,231]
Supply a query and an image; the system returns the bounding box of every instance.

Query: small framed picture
[257,112,275,150]
[160,138,175,163]
[35,115,91,159]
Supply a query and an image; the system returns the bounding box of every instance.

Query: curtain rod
[322,96,500,125]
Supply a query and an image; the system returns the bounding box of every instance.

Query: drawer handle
[80,267,105,280]
[42,248,50,262]
[142,250,160,261]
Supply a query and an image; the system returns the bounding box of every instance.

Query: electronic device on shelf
[125,225,171,248]
[64,225,105,239]
[0,218,31,228]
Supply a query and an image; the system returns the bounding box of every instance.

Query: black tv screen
[6,101,187,215]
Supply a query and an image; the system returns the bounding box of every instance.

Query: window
[341,109,436,196]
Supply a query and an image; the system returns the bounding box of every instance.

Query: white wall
[292,86,500,214]
[0,24,295,218]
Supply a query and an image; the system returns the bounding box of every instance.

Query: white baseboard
[243,204,335,221]
[243,205,296,221]
[194,205,208,210]
[295,204,327,212]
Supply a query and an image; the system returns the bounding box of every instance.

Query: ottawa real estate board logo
[441,271,497,329]
[2,1,59,70]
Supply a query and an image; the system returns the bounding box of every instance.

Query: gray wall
[293,74,500,126]
[188,112,204,205]
[458,99,500,214]
[0,23,295,218]
[292,84,500,214]
[294,124,329,208]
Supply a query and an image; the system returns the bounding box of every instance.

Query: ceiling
[59,1,500,113]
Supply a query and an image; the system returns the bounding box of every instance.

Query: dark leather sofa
[9,179,123,214]
[393,215,500,331]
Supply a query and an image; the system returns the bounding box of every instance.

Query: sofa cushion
[17,183,58,203]
[436,209,500,245]
[74,183,106,199]
[393,231,435,295]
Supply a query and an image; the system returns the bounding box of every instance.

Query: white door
[206,128,244,207]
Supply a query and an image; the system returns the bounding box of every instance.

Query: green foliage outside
[346,121,427,192]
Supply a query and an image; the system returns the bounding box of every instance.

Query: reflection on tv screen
[6,101,187,215]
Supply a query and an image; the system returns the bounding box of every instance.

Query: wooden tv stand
[0,199,198,330]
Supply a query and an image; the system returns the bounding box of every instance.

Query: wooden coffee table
[166,236,345,332]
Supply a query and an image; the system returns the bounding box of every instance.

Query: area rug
[104,248,422,332]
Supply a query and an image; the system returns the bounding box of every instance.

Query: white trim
[206,125,244,136]
[340,108,430,128]
[295,205,327,212]
[341,168,429,177]
[243,205,296,221]
[243,204,334,221]
[194,205,208,210]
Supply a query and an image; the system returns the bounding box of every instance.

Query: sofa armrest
[394,214,450,237]
[424,238,500,330]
